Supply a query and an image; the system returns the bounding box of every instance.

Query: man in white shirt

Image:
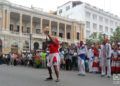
[105,39,112,78]
[77,41,87,76]
[99,42,106,77]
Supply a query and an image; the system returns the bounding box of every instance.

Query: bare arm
[44,30,59,45]
[47,34,59,45]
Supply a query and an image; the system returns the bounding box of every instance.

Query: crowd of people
[59,40,120,77]
[0,39,120,79]
[0,51,46,68]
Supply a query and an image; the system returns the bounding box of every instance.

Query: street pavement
[0,65,113,86]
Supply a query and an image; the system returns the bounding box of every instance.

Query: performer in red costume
[44,29,60,82]
[92,44,99,73]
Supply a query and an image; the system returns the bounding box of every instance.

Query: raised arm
[44,30,59,45]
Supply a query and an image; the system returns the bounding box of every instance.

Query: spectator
[40,50,47,68]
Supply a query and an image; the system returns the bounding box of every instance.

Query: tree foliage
[86,32,104,45]
[110,27,120,43]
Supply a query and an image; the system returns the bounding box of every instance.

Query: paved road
[0,65,113,86]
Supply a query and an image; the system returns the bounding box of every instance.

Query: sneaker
[107,76,111,78]
[45,77,53,81]
[55,79,60,82]
[78,73,85,76]
[101,75,105,77]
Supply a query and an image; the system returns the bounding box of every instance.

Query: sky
[8,0,120,16]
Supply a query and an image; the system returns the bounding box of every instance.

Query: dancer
[44,29,60,82]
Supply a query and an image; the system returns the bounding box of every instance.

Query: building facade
[57,1,120,38]
[0,0,84,54]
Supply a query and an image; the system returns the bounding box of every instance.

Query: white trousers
[47,53,60,67]
[106,59,111,77]
[101,58,111,76]
[78,57,86,75]
[88,59,93,72]
[100,57,106,75]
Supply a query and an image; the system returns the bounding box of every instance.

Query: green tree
[86,32,98,46]
[110,27,120,43]
[89,32,97,39]
[86,32,104,45]
[98,33,104,44]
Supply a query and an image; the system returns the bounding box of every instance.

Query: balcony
[32,33,46,39]
[22,33,30,36]
[10,31,19,35]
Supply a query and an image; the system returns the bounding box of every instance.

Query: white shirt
[105,43,112,58]
[77,45,87,55]
[88,48,94,58]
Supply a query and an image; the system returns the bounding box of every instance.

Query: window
[54,32,57,36]
[99,25,103,32]
[22,26,24,32]
[105,19,108,24]
[59,9,62,14]
[23,41,29,50]
[72,1,83,7]
[77,32,80,40]
[86,21,90,29]
[36,29,40,34]
[93,23,97,30]
[67,32,70,39]
[86,31,90,38]
[16,25,19,32]
[0,19,2,29]
[59,33,63,38]
[10,24,13,31]
[93,14,97,20]
[85,11,91,18]
[110,20,113,26]
[27,27,30,33]
[99,16,103,22]
[111,28,113,33]
[66,6,70,11]
[105,26,108,32]
[115,22,118,26]
[52,32,57,36]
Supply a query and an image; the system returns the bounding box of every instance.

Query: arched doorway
[42,42,47,50]
[34,42,39,50]
[11,42,18,53]
[0,39,2,53]
[23,41,29,51]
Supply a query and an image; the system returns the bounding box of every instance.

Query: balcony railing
[22,33,30,36]
[10,31,19,35]
[32,33,46,39]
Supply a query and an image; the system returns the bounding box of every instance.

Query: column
[82,24,85,41]
[70,25,73,41]
[57,22,59,37]
[64,24,67,41]
[80,25,82,41]
[40,18,43,33]
[30,16,33,52]
[49,20,51,35]
[2,9,5,30]
[80,24,84,41]
[74,24,76,41]
[19,13,22,35]
[71,24,74,42]
[30,16,33,34]
[6,10,10,31]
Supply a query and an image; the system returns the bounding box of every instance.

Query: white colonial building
[0,0,84,54]
[57,1,120,38]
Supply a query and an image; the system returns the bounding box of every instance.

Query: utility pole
[29,33,32,53]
